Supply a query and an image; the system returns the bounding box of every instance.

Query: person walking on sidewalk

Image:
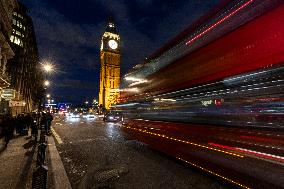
[2,114,14,147]
[16,113,25,135]
[15,114,21,134]
[24,113,33,131]
[46,112,53,135]
[40,112,47,134]
[31,113,38,142]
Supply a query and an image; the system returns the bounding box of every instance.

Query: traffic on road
[51,114,231,189]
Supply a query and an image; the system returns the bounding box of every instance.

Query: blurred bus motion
[114,1,284,188]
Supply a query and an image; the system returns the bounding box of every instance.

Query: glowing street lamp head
[46,94,51,98]
[43,64,53,73]
[44,80,50,86]
[41,58,55,73]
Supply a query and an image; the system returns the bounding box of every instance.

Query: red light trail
[208,142,284,163]
[186,0,254,45]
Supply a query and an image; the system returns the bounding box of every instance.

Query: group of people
[0,111,53,148]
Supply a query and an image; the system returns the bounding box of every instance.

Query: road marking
[51,127,63,144]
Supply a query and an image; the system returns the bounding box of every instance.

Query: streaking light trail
[186,0,254,45]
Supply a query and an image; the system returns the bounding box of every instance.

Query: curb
[47,135,72,189]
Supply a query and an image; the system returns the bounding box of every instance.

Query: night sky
[20,0,221,104]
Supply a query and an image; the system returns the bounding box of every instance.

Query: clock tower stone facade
[99,18,121,110]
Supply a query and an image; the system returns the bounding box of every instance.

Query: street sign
[1,89,15,100]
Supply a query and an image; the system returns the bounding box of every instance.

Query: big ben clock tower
[99,17,121,110]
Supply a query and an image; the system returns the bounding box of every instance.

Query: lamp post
[43,80,50,111]
[41,61,54,110]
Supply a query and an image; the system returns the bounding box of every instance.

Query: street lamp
[44,80,50,87]
[41,59,54,74]
[43,64,53,73]
[40,59,55,111]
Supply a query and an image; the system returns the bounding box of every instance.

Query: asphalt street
[52,115,232,189]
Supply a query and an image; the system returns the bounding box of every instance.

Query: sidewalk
[0,130,72,189]
[0,135,37,189]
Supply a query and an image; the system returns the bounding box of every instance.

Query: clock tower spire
[99,17,121,110]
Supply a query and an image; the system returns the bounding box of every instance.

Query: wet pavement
[52,115,232,189]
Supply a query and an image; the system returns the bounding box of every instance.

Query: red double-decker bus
[114,1,284,188]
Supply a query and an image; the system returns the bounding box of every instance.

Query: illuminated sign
[9,101,25,107]
[1,89,15,100]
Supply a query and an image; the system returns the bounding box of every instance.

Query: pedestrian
[34,112,40,128]
[40,112,47,134]
[15,114,21,134]
[2,114,14,147]
[24,113,33,131]
[46,112,53,134]
[31,113,38,142]
[21,113,29,136]
[17,113,25,135]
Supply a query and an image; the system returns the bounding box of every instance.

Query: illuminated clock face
[108,39,118,50]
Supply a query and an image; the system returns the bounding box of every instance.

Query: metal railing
[32,127,48,189]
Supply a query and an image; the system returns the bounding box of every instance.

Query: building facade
[7,2,44,115]
[0,0,18,114]
[99,18,121,110]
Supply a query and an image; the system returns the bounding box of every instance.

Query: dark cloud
[20,0,221,104]
[55,79,97,90]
